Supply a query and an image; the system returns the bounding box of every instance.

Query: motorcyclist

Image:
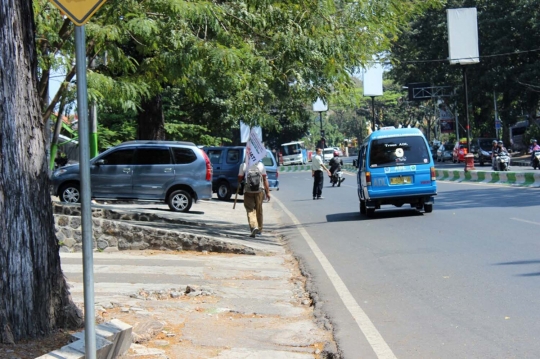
[528,139,540,165]
[493,141,509,170]
[490,139,498,170]
[329,152,345,184]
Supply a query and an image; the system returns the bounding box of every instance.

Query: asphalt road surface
[273,172,540,359]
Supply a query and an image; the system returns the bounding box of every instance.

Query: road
[272,171,540,359]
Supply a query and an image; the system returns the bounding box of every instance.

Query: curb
[435,169,540,187]
[279,165,540,187]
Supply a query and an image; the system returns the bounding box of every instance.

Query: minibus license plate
[390,176,412,185]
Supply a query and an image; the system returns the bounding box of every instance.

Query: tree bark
[0,0,82,343]
[138,94,166,140]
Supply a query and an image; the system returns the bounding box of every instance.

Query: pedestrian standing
[311,148,331,200]
[238,161,271,237]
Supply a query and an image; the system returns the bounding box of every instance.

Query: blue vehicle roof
[368,127,425,141]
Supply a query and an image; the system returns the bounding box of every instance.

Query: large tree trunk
[0,0,82,344]
[137,94,166,140]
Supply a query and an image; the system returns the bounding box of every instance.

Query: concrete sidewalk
[61,196,337,358]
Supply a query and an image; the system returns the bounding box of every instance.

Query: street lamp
[312,98,328,149]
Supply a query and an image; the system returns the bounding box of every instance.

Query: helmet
[498,140,504,145]
[533,139,538,143]
[333,151,339,157]
[492,140,498,145]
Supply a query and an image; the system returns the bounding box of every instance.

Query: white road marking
[510,218,540,226]
[273,196,397,359]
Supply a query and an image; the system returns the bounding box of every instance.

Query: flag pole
[234,129,252,209]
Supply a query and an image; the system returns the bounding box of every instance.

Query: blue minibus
[355,127,437,216]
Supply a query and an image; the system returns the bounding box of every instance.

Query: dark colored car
[436,144,453,162]
[51,141,213,212]
[203,146,279,200]
[470,138,497,166]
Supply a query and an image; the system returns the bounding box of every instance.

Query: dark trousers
[313,170,324,197]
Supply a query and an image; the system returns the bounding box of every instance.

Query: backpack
[245,165,262,193]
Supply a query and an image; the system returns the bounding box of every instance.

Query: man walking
[311,148,331,200]
[238,160,271,237]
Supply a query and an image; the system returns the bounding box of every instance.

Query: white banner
[246,128,266,167]
[240,121,262,143]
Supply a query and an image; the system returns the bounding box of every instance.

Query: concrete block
[70,320,132,359]
[36,344,84,359]
[98,319,133,358]
[67,335,112,359]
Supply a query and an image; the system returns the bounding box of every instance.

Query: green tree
[1,0,82,343]
[388,0,540,140]
[36,0,443,147]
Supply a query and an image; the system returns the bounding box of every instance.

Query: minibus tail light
[430,166,436,181]
[366,171,372,186]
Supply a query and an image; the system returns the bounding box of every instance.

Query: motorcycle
[495,151,510,171]
[330,170,344,187]
[533,151,540,170]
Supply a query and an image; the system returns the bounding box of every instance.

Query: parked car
[323,148,335,162]
[203,146,279,200]
[333,147,344,157]
[436,144,453,162]
[52,141,213,212]
[470,138,497,166]
[452,143,468,163]
[430,145,438,161]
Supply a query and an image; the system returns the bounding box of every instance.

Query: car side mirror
[95,159,105,165]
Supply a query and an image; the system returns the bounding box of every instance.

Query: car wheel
[216,181,232,201]
[168,190,192,212]
[424,203,433,213]
[479,161,484,166]
[360,200,366,214]
[366,208,375,217]
[59,183,81,203]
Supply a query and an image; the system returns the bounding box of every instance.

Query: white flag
[246,128,266,167]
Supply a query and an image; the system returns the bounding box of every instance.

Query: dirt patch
[0,330,75,359]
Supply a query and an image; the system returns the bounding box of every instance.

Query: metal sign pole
[75,25,97,358]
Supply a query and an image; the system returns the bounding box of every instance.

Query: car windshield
[369,136,429,167]
[480,139,495,149]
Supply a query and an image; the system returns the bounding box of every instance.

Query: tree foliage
[35,0,443,148]
[388,0,540,142]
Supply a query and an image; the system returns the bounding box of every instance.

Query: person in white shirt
[238,161,270,237]
[311,148,331,200]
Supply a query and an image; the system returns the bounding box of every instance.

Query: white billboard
[362,63,383,97]
[447,8,480,65]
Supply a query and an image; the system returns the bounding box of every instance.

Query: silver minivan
[51,141,213,212]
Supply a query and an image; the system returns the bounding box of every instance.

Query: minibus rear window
[369,136,430,167]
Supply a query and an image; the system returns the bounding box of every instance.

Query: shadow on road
[436,186,540,210]
[493,260,540,277]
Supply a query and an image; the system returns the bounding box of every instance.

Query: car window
[227,149,241,164]
[134,148,172,165]
[262,152,275,167]
[100,149,135,165]
[369,136,429,167]
[172,147,197,164]
[443,145,453,151]
[207,150,222,165]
